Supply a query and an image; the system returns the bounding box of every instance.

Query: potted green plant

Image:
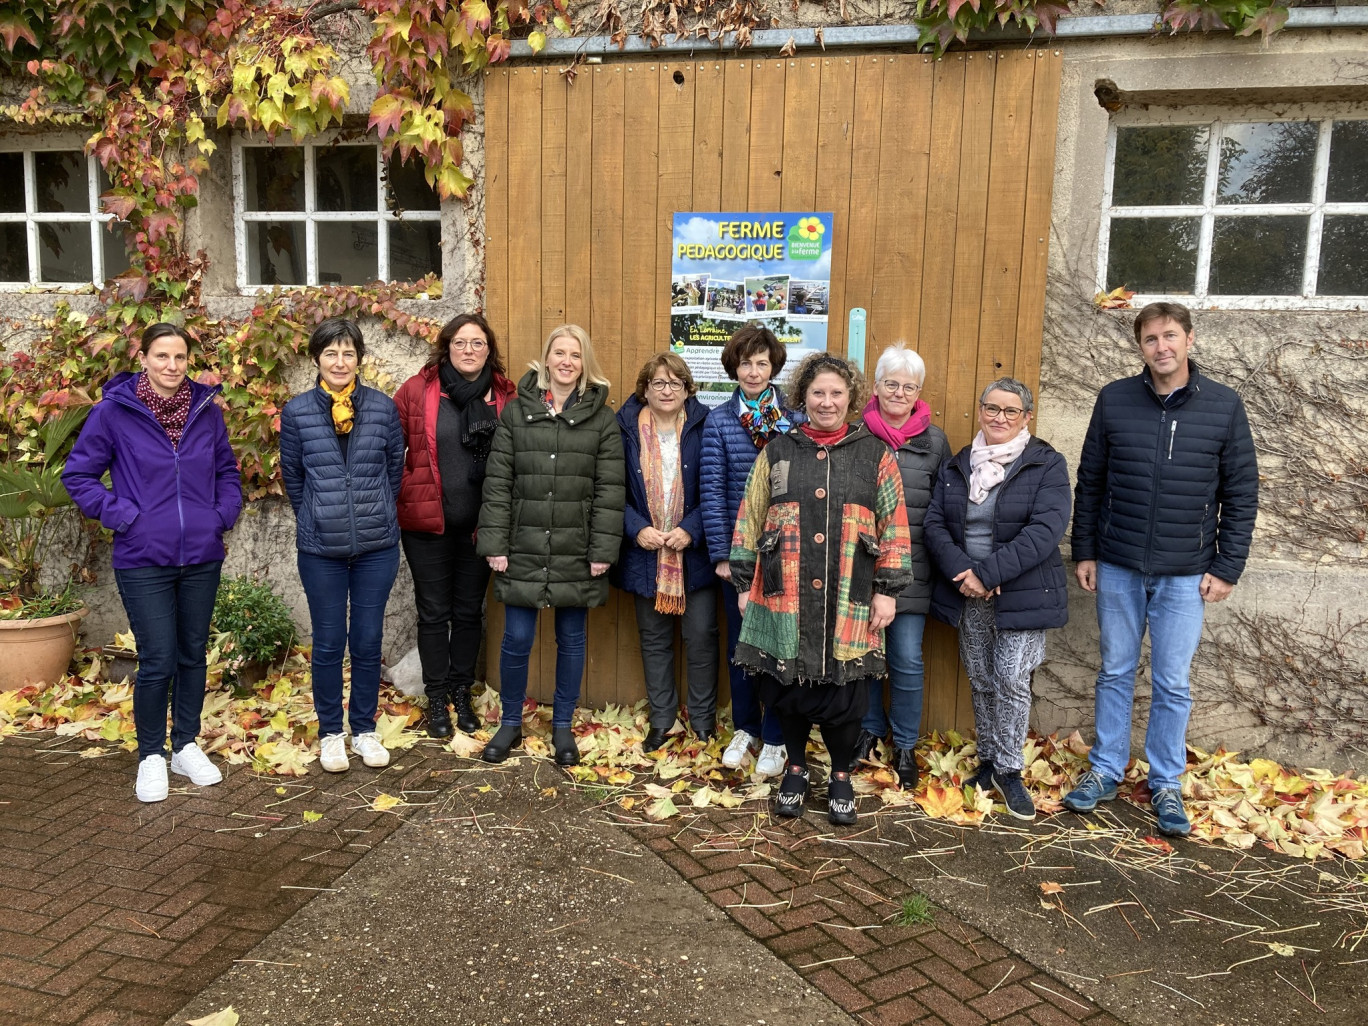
[0,405,92,690]
[210,575,299,687]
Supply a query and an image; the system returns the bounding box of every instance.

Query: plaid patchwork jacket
[730,423,913,686]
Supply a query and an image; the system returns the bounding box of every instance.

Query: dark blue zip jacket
[699,387,804,565]
[1071,360,1258,583]
[63,372,242,570]
[924,436,1071,631]
[279,382,404,558]
[612,394,713,598]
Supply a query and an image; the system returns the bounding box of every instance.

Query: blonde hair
[532,324,611,391]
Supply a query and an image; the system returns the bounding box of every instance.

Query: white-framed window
[1099,116,1368,310]
[232,140,442,290]
[0,149,130,288]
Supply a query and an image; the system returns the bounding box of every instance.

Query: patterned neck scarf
[738,386,790,449]
[136,372,192,449]
[319,376,357,434]
[638,405,687,615]
[968,427,1030,504]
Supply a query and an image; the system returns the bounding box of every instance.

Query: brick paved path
[0,734,440,1026]
[642,814,1124,1026]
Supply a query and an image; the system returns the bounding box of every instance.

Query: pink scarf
[969,428,1031,504]
[862,397,932,449]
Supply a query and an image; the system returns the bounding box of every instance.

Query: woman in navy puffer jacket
[280,318,404,776]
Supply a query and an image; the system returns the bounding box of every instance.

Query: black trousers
[759,674,870,774]
[401,528,490,701]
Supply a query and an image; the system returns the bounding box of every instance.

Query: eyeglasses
[451,338,488,352]
[649,379,686,393]
[880,380,922,395]
[980,403,1025,421]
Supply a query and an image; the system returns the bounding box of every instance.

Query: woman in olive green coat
[477,324,626,766]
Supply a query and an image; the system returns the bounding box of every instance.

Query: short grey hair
[874,343,926,386]
[980,377,1034,414]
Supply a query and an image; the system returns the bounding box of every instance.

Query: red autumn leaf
[1141,836,1175,854]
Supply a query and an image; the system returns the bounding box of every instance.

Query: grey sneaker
[1061,769,1119,813]
[1151,788,1192,837]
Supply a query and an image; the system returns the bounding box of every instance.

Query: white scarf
[968,428,1030,504]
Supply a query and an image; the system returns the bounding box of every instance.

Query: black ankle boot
[426,698,453,739]
[452,685,480,734]
[553,726,579,766]
[481,724,522,763]
[852,729,879,766]
[642,727,670,753]
[893,747,919,791]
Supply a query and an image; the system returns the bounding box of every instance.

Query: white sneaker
[169,743,223,786]
[320,733,349,772]
[722,729,757,769]
[756,743,788,778]
[136,755,168,803]
[350,731,391,768]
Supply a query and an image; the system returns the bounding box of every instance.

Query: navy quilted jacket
[279,383,404,558]
[1071,361,1258,583]
[699,387,803,564]
[925,436,1072,632]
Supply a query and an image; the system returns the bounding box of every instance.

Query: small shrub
[211,575,297,668]
[893,893,935,927]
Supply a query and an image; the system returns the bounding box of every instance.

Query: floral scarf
[319,376,356,435]
[638,406,686,614]
[136,372,192,449]
[738,386,791,449]
[969,427,1030,504]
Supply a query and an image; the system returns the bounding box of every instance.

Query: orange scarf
[638,406,686,614]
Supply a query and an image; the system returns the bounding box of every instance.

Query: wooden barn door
[482,49,1062,731]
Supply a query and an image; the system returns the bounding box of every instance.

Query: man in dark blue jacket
[1062,302,1259,837]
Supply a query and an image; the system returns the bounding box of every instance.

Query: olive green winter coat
[477,369,626,608]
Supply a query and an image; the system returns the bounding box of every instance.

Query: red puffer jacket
[395,363,516,533]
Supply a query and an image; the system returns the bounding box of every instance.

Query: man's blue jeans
[298,545,400,737]
[723,582,783,745]
[115,561,222,760]
[1089,561,1206,792]
[498,605,587,728]
[863,612,926,749]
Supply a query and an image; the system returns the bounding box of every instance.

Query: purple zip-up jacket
[63,372,243,569]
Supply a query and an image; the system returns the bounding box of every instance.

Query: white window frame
[231,138,442,292]
[1098,115,1368,311]
[0,149,123,290]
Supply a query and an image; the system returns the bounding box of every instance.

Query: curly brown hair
[633,352,696,402]
[787,352,867,420]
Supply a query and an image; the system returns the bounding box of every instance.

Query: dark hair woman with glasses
[395,314,516,738]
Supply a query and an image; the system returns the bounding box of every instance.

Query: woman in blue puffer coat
[280,318,404,776]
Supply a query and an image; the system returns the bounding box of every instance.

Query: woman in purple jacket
[64,323,243,804]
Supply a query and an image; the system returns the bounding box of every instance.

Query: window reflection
[1112,126,1209,206]
[1319,216,1368,296]
[1210,216,1307,295]
[1107,217,1198,294]
[1217,122,1318,206]
[1327,121,1368,204]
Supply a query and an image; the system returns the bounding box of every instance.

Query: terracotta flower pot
[0,606,89,691]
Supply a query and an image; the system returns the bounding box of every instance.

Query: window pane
[1105,217,1198,294]
[1112,126,1209,206]
[0,154,23,212]
[389,221,441,281]
[317,221,377,284]
[1326,121,1368,203]
[1217,122,1317,205]
[243,148,305,212]
[102,221,132,280]
[1210,215,1307,295]
[316,146,377,212]
[385,155,440,212]
[34,152,89,214]
[37,222,93,282]
[246,222,305,285]
[1318,216,1368,297]
[0,223,28,281]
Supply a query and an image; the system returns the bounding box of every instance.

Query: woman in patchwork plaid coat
[730,353,913,826]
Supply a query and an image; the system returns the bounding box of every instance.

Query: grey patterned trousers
[959,598,1046,773]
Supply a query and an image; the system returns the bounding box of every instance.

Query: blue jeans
[298,545,400,737]
[863,612,926,749]
[723,582,783,745]
[498,605,587,728]
[1089,561,1206,791]
[115,561,222,760]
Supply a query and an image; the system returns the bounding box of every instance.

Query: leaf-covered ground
[2,649,1365,862]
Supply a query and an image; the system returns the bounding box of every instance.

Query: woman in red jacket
[395,313,515,738]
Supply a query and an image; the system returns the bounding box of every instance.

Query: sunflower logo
[786,216,827,260]
[796,216,825,241]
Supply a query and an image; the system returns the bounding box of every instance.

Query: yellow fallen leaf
[477,784,493,794]
[186,1008,239,1026]
[447,732,484,758]
[692,786,714,808]
[917,784,964,819]
[370,792,404,812]
[1039,881,1064,896]
[275,786,288,796]
[714,787,743,809]
[618,796,636,810]
[645,796,679,821]
[302,810,322,823]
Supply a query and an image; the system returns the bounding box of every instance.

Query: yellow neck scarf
[320,377,357,435]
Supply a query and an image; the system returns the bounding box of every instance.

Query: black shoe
[893,747,919,791]
[827,772,858,826]
[452,685,480,734]
[481,724,522,763]
[642,727,671,753]
[553,726,579,766]
[426,699,453,739]
[992,769,1037,822]
[695,728,716,744]
[774,765,810,818]
[852,729,879,766]
[964,758,996,792]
